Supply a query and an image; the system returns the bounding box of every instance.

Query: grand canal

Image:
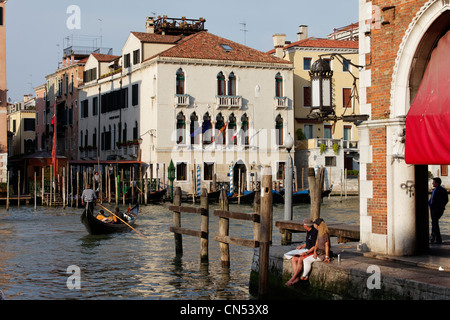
[0,196,448,300]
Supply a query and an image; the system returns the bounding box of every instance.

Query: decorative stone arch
[387,0,450,254]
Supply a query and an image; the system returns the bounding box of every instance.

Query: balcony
[297,138,359,152]
[215,95,242,109]
[174,94,190,108]
[274,96,288,109]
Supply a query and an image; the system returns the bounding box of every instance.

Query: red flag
[52,100,57,177]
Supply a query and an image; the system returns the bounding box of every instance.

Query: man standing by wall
[429,177,449,244]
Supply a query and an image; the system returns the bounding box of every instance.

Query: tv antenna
[240,22,248,45]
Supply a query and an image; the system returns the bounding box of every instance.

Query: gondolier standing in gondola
[81,184,97,212]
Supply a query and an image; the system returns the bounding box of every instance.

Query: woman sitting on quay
[299,218,331,281]
[285,218,318,286]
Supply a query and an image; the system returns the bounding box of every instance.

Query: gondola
[272,190,285,204]
[81,203,139,235]
[148,188,167,203]
[227,190,255,204]
[292,186,333,204]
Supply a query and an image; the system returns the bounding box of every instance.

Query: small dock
[275,220,360,243]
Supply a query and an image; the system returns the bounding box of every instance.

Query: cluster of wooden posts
[169,166,274,298]
[3,165,158,210]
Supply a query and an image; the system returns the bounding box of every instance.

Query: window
[275,72,283,98]
[228,72,236,96]
[202,113,212,145]
[176,162,187,181]
[24,118,35,131]
[83,68,97,82]
[343,59,350,72]
[217,72,225,96]
[92,97,98,116]
[343,88,352,108]
[68,107,73,125]
[36,112,39,126]
[204,163,214,180]
[303,57,312,70]
[343,126,352,141]
[124,53,131,68]
[228,113,237,145]
[176,112,186,144]
[12,119,16,133]
[325,156,336,166]
[93,128,97,148]
[133,121,138,140]
[133,49,140,64]
[0,7,3,26]
[304,124,313,139]
[215,113,226,145]
[324,124,333,139]
[303,86,312,107]
[241,114,249,146]
[81,99,89,118]
[122,123,127,142]
[176,68,185,95]
[275,114,283,146]
[221,44,233,52]
[132,84,139,106]
[190,113,199,145]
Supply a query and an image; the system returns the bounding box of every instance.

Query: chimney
[297,25,308,41]
[272,34,286,58]
[146,16,155,33]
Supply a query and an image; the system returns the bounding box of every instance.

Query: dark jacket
[429,185,448,215]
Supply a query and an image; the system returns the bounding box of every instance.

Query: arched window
[176,68,185,95]
[275,72,283,98]
[228,113,237,145]
[215,113,226,145]
[228,72,236,96]
[176,112,186,144]
[275,114,283,146]
[202,113,212,145]
[190,112,199,145]
[217,71,225,96]
[241,114,249,146]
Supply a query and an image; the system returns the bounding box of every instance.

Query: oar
[97,203,147,239]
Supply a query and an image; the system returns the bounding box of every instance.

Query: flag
[211,123,227,143]
[190,125,202,137]
[51,100,57,177]
[230,128,240,142]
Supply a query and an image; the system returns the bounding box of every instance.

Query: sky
[4,0,359,103]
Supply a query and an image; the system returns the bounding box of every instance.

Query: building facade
[78,17,294,193]
[0,0,7,182]
[270,26,360,191]
[358,0,450,255]
[7,95,36,156]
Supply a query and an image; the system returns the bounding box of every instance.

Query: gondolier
[81,184,97,212]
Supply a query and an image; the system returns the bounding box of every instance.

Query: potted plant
[320,143,327,155]
[332,143,340,154]
[133,139,139,145]
[116,141,122,148]
[79,146,84,152]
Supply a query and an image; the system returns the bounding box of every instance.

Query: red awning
[405,30,450,165]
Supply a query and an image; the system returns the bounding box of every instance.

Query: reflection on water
[0,196,448,300]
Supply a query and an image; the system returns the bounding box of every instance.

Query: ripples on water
[0,196,447,300]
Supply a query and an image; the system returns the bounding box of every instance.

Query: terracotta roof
[91,53,120,62]
[267,37,359,54]
[153,31,291,65]
[131,32,183,44]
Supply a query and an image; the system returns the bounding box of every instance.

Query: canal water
[0,196,448,300]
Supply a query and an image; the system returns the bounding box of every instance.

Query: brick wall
[364,0,428,235]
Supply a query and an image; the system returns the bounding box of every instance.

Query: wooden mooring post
[259,166,273,299]
[169,187,209,261]
[214,189,261,267]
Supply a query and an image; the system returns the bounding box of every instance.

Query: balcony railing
[215,95,242,109]
[174,94,190,107]
[297,138,359,151]
[274,96,288,109]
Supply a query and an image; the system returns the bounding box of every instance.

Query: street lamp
[310,58,334,119]
[284,133,294,222]
[168,159,175,201]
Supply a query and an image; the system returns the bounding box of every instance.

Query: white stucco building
[78,17,294,193]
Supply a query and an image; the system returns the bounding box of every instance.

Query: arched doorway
[233,160,247,193]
